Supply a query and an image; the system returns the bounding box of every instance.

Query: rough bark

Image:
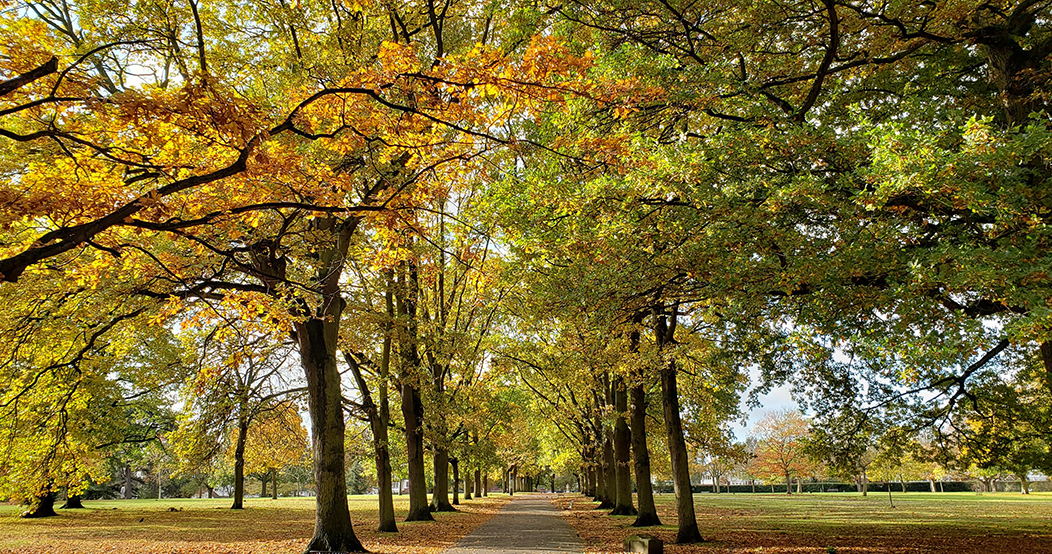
[475,467,482,498]
[600,435,616,509]
[629,334,659,526]
[299,313,366,552]
[261,471,269,498]
[232,416,248,509]
[656,311,704,544]
[483,474,488,496]
[397,260,434,523]
[401,381,432,521]
[451,457,460,505]
[610,375,636,516]
[272,468,278,499]
[430,446,455,511]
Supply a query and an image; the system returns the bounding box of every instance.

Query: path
[443,494,583,554]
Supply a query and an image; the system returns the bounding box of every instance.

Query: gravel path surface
[442,495,583,554]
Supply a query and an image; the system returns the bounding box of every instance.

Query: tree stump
[624,534,663,554]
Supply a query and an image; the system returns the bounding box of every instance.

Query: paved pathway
[443,494,583,554]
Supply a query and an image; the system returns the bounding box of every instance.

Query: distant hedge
[650,481,1003,494]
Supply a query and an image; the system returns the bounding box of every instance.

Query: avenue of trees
[2,0,1052,550]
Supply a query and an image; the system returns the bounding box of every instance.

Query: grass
[554,491,1052,554]
[0,493,509,554]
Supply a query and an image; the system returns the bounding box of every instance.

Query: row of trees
[4,0,1052,550]
[729,409,1048,497]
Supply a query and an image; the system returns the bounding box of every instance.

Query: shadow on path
[443,494,583,554]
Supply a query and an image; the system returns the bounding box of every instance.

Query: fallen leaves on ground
[551,493,1052,554]
[0,495,509,554]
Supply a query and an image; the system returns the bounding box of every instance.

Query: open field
[554,491,1052,554]
[0,494,509,554]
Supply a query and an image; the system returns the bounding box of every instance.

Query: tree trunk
[342,280,398,532]
[900,479,906,494]
[272,468,279,499]
[22,492,57,518]
[655,311,704,544]
[261,472,269,498]
[397,260,434,522]
[601,433,616,508]
[208,486,215,499]
[464,459,472,500]
[1019,474,1031,494]
[939,481,944,493]
[299,314,366,552]
[785,473,792,496]
[475,467,482,498]
[594,433,608,505]
[430,446,455,511]
[751,481,756,494]
[232,416,248,510]
[401,381,433,521]
[483,474,488,496]
[123,464,133,499]
[929,479,936,493]
[451,457,460,505]
[611,376,637,515]
[60,492,83,509]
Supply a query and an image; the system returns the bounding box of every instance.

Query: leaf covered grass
[0,493,509,554]
[554,491,1052,553]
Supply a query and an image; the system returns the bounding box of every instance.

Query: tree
[751,410,812,495]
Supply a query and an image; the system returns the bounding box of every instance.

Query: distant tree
[750,410,812,495]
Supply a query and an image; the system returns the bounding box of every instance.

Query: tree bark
[397,260,434,523]
[475,467,482,498]
[232,416,248,509]
[60,492,83,509]
[463,457,472,500]
[655,311,704,543]
[123,464,133,499]
[451,457,460,505]
[401,381,432,521]
[22,492,57,518]
[430,446,455,511]
[610,375,636,515]
[483,474,488,496]
[261,471,269,498]
[629,375,659,526]
[299,313,366,552]
[1019,474,1031,494]
[272,468,279,499]
[601,433,616,509]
